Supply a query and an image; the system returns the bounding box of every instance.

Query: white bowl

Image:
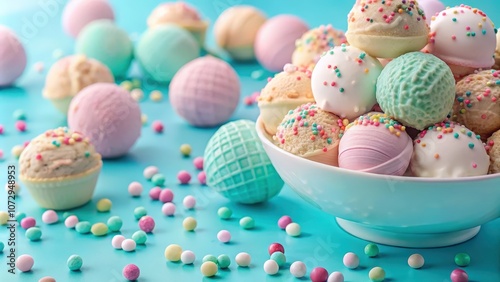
[256,117,500,248]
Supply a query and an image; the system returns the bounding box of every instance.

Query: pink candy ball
[15,121,26,132]
[68,83,142,158]
[65,215,79,228]
[138,215,155,233]
[21,217,36,229]
[197,171,206,185]
[193,157,204,170]
[343,252,359,269]
[162,202,176,216]
[128,181,143,197]
[177,170,191,184]
[62,0,115,38]
[41,210,58,224]
[278,215,292,229]
[152,120,164,133]
[16,254,34,272]
[217,230,231,243]
[112,235,126,249]
[0,125,4,134]
[149,187,162,200]
[0,26,27,87]
[451,269,469,282]
[143,166,159,180]
[268,243,285,255]
[254,15,309,72]
[310,267,329,282]
[183,195,196,209]
[159,188,174,203]
[122,263,140,281]
[169,56,240,127]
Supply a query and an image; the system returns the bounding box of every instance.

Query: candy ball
[239,216,255,229]
[310,267,329,282]
[65,215,79,228]
[328,272,345,282]
[143,166,159,180]
[38,277,56,282]
[123,264,140,281]
[270,252,286,267]
[0,26,27,87]
[455,253,471,267]
[290,261,307,278]
[159,188,174,203]
[134,206,147,220]
[75,221,91,234]
[132,230,148,245]
[68,83,142,158]
[180,144,192,156]
[112,235,125,249]
[183,217,197,231]
[138,216,155,233]
[165,244,182,261]
[152,174,166,186]
[369,267,386,282]
[408,254,425,269]
[121,239,136,252]
[128,181,143,197]
[451,268,469,282]
[76,20,133,77]
[26,227,42,241]
[203,255,218,264]
[149,187,162,200]
[278,215,292,229]
[214,5,267,61]
[67,254,83,271]
[177,170,191,184]
[135,24,199,83]
[201,261,218,277]
[254,15,309,72]
[91,222,108,236]
[193,157,204,170]
[41,210,58,224]
[343,252,359,269]
[217,207,232,219]
[268,243,285,255]
[364,243,379,257]
[181,250,196,265]
[62,0,114,38]
[162,202,176,216]
[286,222,301,237]
[235,252,251,267]
[263,259,279,275]
[217,230,231,243]
[169,56,240,127]
[183,195,196,209]
[96,198,112,212]
[204,120,284,204]
[21,217,36,229]
[197,171,206,185]
[16,254,34,272]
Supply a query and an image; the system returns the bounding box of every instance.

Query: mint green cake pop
[376,52,455,130]
[135,24,200,83]
[75,20,133,78]
[204,120,284,204]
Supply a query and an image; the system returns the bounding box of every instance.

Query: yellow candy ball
[200,261,218,277]
[91,222,108,236]
[96,198,112,212]
[180,144,192,157]
[182,217,197,231]
[150,90,163,102]
[165,244,182,262]
[141,114,148,125]
[0,211,9,225]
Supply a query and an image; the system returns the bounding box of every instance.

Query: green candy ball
[217,254,231,269]
[455,253,471,267]
[202,255,218,264]
[67,255,83,271]
[107,216,123,232]
[364,243,379,257]
[75,221,92,234]
[270,252,286,267]
[25,227,42,241]
[239,216,255,229]
[132,230,148,245]
[217,207,232,219]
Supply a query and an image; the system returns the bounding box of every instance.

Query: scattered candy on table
[180,144,192,156]
[96,198,112,212]
[11,145,24,158]
[107,216,123,232]
[152,120,164,133]
[364,243,379,257]
[217,254,231,269]
[16,254,34,272]
[67,254,83,271]
[235,252,251,267]
[408,253,425,269]
[123,263,141,281]
[450,268,469,282]
[310,267,329,282]
[201,261,218,277]
[197,171,206,185]
[143,166,159,180]
[343,252,360,269]
[13,109,26,120]
[286,222,301,237]
[75,221,92,234]
[328,271,345,282]
[112,235,126,249]
[134,206,148,219]
[263,259,279,275]
[65,215,79,228]
[132,230,148,244]
[150,90,163,101]
[183,195,196,209]
[20,217,36,229]
[193,156,204,170]
[128,181,143,196]
[151,173,166,186]
[15,120,27,132]
[203,254,218,264]
[239,216,255,229]
[290,261,307,278]
[25,227,42,241]
[181,250,196,265]
[159,188,174,203]
[130,88,144,102]
[122,239,137,252]
[177,170,191,184]
[38,277,56,282]
[138,215,155,233]
[368,266,386,282]
[149,187,162,200]
[217,230,231,243]
[270,251,286,267]
[0,211,8,225]
[162,202,176,216]
[217,207,232,219]
[455,253,471,267]
[268,243,284,255]
[91,222,108,236]
[41,210,58,224]
[165,244,182,262]
[183,217,197,231]
[278,215,292,229]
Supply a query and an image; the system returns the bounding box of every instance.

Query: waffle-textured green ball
[204,120,284,204]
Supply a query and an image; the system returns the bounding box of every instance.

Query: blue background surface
[0,0,499,281]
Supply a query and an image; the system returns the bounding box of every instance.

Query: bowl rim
[255,116,500,183]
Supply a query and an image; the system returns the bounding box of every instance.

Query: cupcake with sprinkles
[274,103,342,166]
[345,0,429,59]
[338,112,413,176]
[410,122,490,177]
[427,5,497,80]
[292,24,347,70]
[258,63,315,135]
[486,129,500,174]
[452,70,500,140]
[19,127,102,210]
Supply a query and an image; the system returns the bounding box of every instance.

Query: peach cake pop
[345,0,429,59]
[427,5,497,80]
[452,70,500,140]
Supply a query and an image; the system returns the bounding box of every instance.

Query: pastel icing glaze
[338,113,412,176]
[42,55,114,114]
[274,103,342,166]
[427,5,496,70]
[62,0,115,38]
[214,5,267,61]
[147,2,208,47]
[254,15,309,72]
[19,127,101,179]
[486,130,500,173]
[75,20,133,78]
[0,26,27,87]
[258,64,315,135]
[376,52,455,130]
[410,122,490,177]
[452,70,500,140]
[135,24,199,83]
[417,0,445,25]
[68,83,142,158]
[292,25,347,70]
[204,120,284,204]
[169,56,240,127]
[345,0,429,58]
[311,44,383,120]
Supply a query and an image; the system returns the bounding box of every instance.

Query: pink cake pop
[0,26,26,87]
[62,0,115,38]
[418,0,446,25]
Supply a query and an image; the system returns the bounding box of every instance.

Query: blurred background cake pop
[135,24,199,84]
[292,25,346,70]
[43,55,114,115]
[169,56,240,127]
[148,2,208,48]
[75,20,133,78]
[0,26,26,87]
[254,15,309,72]
[417,0,445,25]
[68,83,142,158]
[494,32,500,70]
[427,5,497,80]
[214,5,267,61]
[62,0,115,38]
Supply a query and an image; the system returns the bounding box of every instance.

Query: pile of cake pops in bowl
[255,0,500,248]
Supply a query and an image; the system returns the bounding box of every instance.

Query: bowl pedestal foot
[336,218,481,248]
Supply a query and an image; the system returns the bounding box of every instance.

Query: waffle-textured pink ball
[62,0,115,38]
[68,83,142,158]
[169,56,240,127]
